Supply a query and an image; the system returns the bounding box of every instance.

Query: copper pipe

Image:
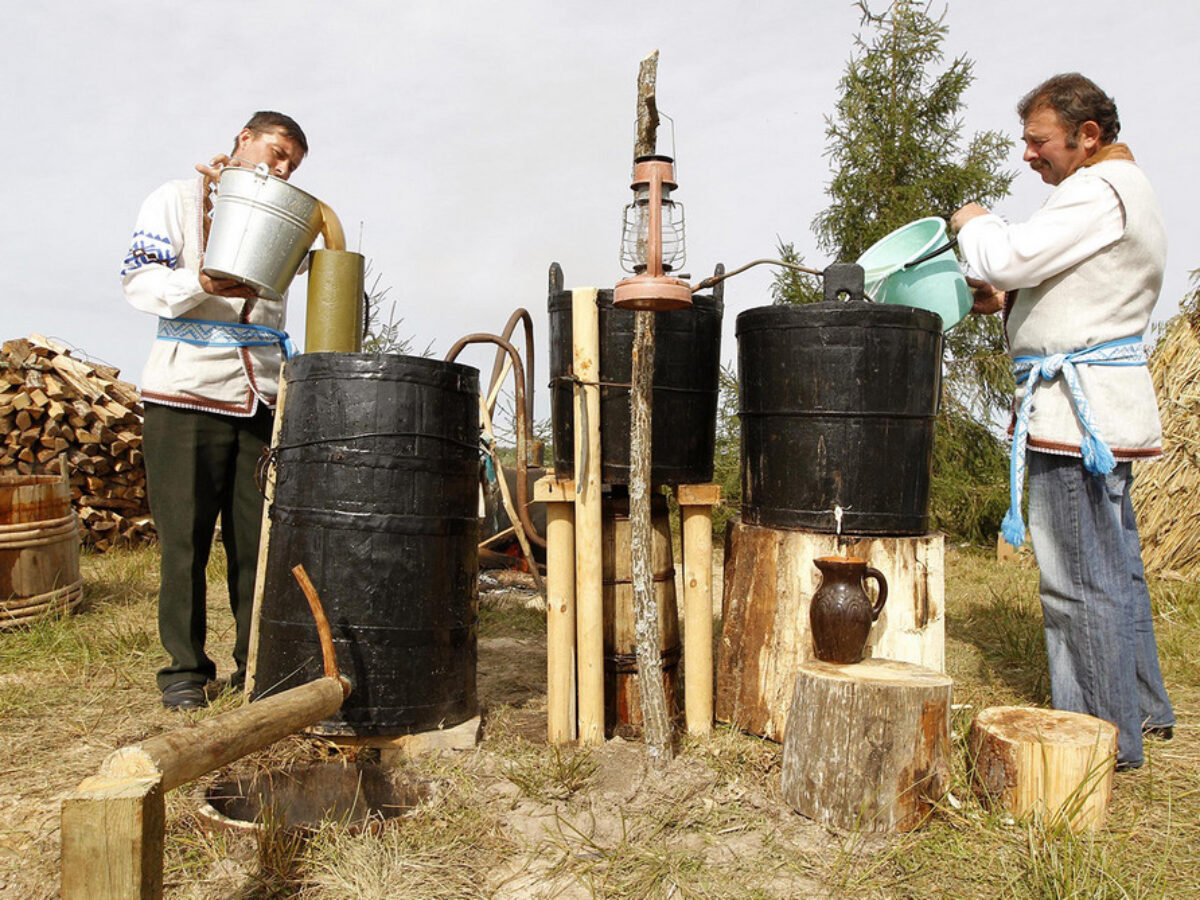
[486,308,537,445]
[446,333,545,548]
[691,258,822,293]
[290,564,351,698]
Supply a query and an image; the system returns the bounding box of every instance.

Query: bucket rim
[214,163,322,206]
[856,216,948,286]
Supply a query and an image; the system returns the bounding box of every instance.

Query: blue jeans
[1027,452,1174,767]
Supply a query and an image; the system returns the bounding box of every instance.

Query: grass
[0,542,1196,898]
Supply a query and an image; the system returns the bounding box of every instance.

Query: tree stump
[781,658,951,833]
[717,519,944,739]
[968,706,1117,833]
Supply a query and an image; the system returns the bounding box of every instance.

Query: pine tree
[774,0,1017,541]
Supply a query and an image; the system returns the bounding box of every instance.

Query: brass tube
[305,249,365,353]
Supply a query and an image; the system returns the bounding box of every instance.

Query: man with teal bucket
[950,73,1173,770]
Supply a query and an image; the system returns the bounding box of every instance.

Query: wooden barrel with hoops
[1,465,83,628]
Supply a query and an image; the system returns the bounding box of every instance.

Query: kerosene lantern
[614,155,692,311]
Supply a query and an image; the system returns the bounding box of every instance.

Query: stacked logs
[0,335,153,551]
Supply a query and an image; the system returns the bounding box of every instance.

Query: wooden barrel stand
[717,518,944,740]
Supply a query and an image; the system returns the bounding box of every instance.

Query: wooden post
[572,287,605,745]
[536,475,577,745]
[61,775,164,900]
[678,483,719,736]
[781,659,952,833]
[245,362,289,697]
[627,50,673,763]
[969,706,1117,833]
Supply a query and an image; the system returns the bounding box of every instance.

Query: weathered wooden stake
[245,362,288,697]
[629,49,673,762]
[572,287,605,745]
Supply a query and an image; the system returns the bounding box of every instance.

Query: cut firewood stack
[0,334,154,551]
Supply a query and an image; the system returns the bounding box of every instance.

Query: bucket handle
[902,234,959,270]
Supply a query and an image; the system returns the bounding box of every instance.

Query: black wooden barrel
[737,302,943,535]
[252,353,480,735]
[548,288,722,486]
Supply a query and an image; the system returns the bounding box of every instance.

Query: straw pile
[1133,295,1200,581]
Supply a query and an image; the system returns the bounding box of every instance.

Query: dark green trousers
[143,403,274,690]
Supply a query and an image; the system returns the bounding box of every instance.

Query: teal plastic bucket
[856,217,971,331]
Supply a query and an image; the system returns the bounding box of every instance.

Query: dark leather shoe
[1143,725,1174,741]
[162,681,207,710]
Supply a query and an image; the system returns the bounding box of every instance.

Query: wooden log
[678,483,720,736]
[61,774,165,900]
[781,658,952,833]
[968,706,1116,833]
[572,287,605,746]
[717,518,944,740]
[535,475,577,745]
[101,676,345,792]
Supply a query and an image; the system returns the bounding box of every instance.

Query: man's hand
[195,153,234,182]
[199,271,257,299]
[967,276,1004,315]
[951,202,991,234]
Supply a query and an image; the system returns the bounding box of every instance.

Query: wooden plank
[676,483,721,507]
[532,474,575,504]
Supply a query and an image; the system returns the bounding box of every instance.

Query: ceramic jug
[809,556,888,664]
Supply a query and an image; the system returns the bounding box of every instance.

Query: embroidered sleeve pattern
[121,230,179,275]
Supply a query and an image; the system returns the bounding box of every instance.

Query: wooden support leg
[536,476,578,745]
[62,774,165,900]
[678,484,720,737]
[572,287,604,746]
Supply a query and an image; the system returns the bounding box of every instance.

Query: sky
[3,1,1198,421]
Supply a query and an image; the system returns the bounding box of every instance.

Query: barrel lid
[735,301,943,334]
[286,352,479,388]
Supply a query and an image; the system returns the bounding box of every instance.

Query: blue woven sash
[1001,336,1147,547]
[156,317,295,359]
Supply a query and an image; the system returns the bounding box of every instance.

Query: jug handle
[864,566,888,619]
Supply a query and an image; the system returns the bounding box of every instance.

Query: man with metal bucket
[950,74,1174,770]
[120,112,307,710]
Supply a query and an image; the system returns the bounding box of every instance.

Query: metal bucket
[202,165,324,301]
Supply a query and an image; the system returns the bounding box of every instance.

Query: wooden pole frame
[572,287,605,745]
[245,362,289,697]
[677,483,719,736]
[536,476,578,744]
